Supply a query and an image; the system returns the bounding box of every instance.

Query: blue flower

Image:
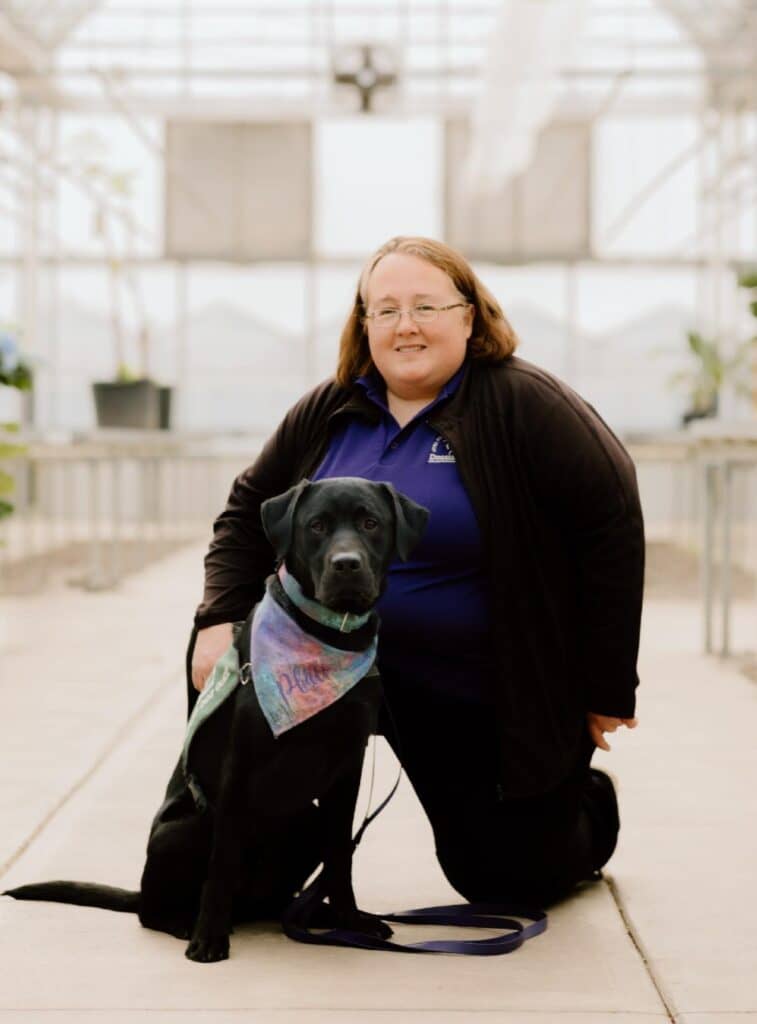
[0,332,20,373]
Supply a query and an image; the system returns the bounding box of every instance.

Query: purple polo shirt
[312,363,495,702]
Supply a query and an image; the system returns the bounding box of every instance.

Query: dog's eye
[363,517,378,531]
[310,519,326,533]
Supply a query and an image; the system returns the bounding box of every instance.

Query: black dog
[4,477,428,962]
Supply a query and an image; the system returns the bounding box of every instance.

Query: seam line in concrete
[0,1011,675,1016]
[604,873,680,1024]
[0,670,181,883]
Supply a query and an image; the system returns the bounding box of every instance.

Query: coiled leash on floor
[282,727,548,957]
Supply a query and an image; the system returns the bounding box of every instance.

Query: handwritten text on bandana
[249,590,377,737]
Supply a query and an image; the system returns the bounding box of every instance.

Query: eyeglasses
[364,302,470,329]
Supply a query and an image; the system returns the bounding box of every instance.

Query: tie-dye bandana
[250,568,378,737]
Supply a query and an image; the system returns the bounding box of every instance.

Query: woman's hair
[335,235,519,386]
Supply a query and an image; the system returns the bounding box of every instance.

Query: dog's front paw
[185,932,230,963]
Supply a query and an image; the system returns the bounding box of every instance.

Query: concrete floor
[1,543,756,1024]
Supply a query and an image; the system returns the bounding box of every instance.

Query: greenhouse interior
[0,0,753,598]
[1,1,756,1017]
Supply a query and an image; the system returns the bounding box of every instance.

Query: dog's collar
[277,565,372,634]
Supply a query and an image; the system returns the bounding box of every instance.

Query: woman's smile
[394,343,427,353]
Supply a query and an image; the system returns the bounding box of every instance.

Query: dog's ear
[260,479,311,560]
[379,483,429,562]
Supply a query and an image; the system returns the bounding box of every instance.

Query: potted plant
[672,330,723,425]
[92,362,164,430]
[671,278,753,425]
[737,267,757,413]
[66,131,172,429]
[0,329,32,522]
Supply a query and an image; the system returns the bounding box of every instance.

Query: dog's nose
[331,552,362,573]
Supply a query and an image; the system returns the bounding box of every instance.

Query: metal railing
[2,426,756,658]
[0,432,263,594]
[629,426,757,658]
[691,431,757,658]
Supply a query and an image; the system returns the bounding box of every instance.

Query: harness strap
[182,642,240,782]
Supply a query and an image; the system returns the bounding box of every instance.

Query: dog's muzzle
[317,550,377,612]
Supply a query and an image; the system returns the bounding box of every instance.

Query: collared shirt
[312,361,495,702]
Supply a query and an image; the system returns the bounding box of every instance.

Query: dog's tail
[3,881,139,914]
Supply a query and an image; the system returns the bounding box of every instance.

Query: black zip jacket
[194,355,645,798]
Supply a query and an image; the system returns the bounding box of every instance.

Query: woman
[190,236,644,908]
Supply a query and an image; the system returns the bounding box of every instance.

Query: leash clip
[239,661,252,686]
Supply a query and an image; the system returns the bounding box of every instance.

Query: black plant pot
[158,386,173,430]
[681,393,718,427]
[93,379,162,429]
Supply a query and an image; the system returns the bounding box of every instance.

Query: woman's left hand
[587,712,638,751]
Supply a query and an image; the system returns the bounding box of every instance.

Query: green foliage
[669,330,754,415]
[738,269,757,337]
[0,328,31,522]
[0,360,32,390]
[0,468,15,496]
[669,271,757,418]
[116,363,139,382]
[737,269,757,291]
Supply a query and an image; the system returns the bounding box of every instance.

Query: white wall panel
[164,121,312,260]
[445,119,591,261]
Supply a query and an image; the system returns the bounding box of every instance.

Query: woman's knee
[436,847,567,907]
[583,768,620,870]
[434,814,599,908]
[435,833,535,901]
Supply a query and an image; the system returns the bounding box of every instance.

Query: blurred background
[0,0,755,667]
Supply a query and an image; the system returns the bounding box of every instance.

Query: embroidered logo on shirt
[428,435,456,464]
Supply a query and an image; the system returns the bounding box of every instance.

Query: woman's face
[363,252,473,401]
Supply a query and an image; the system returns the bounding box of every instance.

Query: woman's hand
[587,712,638,751]
[192,622,233,692]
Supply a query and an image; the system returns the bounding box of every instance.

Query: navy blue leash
[282,720,548,955]
[282,894,547,955]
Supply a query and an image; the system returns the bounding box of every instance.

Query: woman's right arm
[191,379,344,691]
[191,422,296,692]
[192,622,234,692]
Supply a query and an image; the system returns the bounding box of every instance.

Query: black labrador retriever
[4,477,429,962]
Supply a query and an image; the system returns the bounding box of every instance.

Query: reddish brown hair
[335,236,519,387]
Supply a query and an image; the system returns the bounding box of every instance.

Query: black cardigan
[195,356,645,798]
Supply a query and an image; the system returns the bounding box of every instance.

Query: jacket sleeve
[193,381,338,630]
[526,391,645,718]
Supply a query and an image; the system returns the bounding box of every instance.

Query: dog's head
[260,477,429,613]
